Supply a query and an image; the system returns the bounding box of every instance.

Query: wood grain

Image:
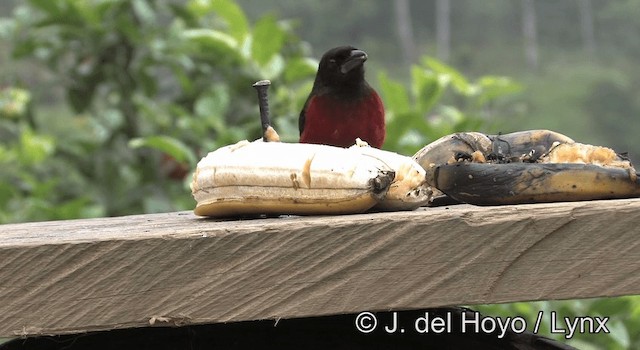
[1,198,640,337]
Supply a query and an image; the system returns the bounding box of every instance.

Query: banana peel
[413,129,640,205]
[191,140,430,217]
[413,130,575,198]
[413,130,574,169]
[434,163,640,205]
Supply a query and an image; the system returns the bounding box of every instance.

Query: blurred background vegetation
[0,0,638,348]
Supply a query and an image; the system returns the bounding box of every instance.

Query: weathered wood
[1,199,640,337]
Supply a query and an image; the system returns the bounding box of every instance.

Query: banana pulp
[191,140,430,217]
[192,130,640,215]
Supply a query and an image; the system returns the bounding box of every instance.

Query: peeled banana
[191,140,430,217]
[412,129,640,205]
[350,142,431,211]
[192,125,639,216]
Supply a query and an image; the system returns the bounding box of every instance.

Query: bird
[299,45,385,148]
[295,46,576,350]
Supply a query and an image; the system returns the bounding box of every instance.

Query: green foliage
[0,0,316,222]
[0,99,104,222]
[474,296,640,349]
[0,87,31,119]
[380,57,521,155]
[129,135,196,165]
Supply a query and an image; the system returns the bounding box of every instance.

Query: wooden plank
[1,198,640,337]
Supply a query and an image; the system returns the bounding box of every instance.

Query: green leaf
[423,56,474,95]
[53,197,91,220]
[589,297,630,317]
[132,0,156,25]
[284,57,317,83]
[260,54,285,79]
[20,128,55,165]
[12,37,39,59]
[411,66,446,115]
[438,105,465,125]
[67,85,96,113]
[183,29,237,48]
[137,64,158,97]
[115,11,145,43]
[182,28,241,62]
[129,135,196,165]
[605,319,630,349]
[251,15,285,66]
[476,76,522,104]
[194,85,230,124]
[168,3,198,27]
[27,0,62,16]
[189,0,249,42]
[211,0,249,41]
[66,0,102,27]
[377,71,410,115]
[0,87,31,119]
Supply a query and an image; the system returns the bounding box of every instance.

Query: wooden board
[1,198,640,337]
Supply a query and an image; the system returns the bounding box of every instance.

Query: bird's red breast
[299,91,385,148]
[299,46,386,149]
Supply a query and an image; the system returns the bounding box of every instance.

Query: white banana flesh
[349,143,431,210]
[191,140,429,217]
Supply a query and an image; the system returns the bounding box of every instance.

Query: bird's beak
[340,49,368,74]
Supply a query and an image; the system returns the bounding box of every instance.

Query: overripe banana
[434,163,640,205]
[413,130,576,201]
[412,130,640,205]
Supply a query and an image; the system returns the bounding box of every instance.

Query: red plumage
[299,46,385,148]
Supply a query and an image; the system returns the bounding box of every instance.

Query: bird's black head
[314,46,369,93]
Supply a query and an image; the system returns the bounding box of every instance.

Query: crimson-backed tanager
[299,46,385,148]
